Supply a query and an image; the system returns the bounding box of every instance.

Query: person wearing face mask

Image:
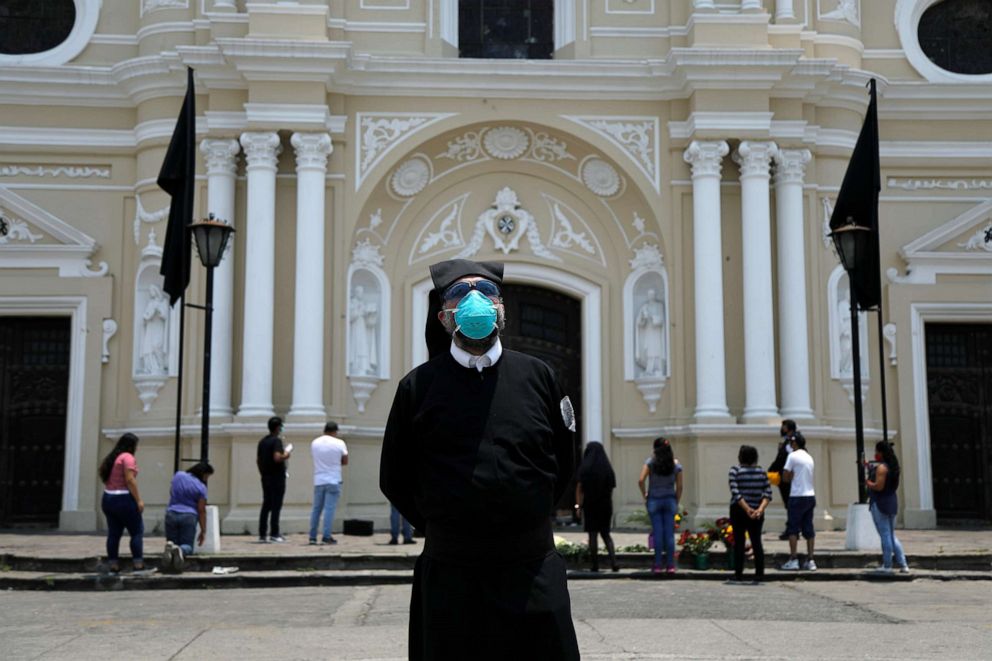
[380,259,579,661]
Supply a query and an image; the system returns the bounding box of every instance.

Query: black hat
[429,259,504,295]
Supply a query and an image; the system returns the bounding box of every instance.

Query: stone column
[774,149,814,419]
[775,0,796,21]
[734,141,780,420]
[200,138,240,418]
[683,140,731,419]
[237,132,281,418]
[289,132,333,417]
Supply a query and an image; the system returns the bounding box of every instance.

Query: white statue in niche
[838,295,853,376]
[139,285,170,374]
[635,288,666,377]
[349,285,379,376]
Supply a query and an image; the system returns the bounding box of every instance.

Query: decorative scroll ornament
[438,126,574,163]
[356,112,455,190]
[352,239,385,268]
[957,225,992,252]
[417,200,464,256]
[581,158,621,197]
[0,214,43,244]
[819,0,860,27]
[632,213,646,236]
[820,197,835,250]
[102,319,118,364]
[456,187,559,262]
[391,157,431,197]
[882,323,897,367]
[142,0,188,17]
[551,204,596,255]
[133,194,169,245]
[563,115,659,191]
[887,178,992,191]
[629,243,664,271]
[0,165,110,179]
[483,127,529,160]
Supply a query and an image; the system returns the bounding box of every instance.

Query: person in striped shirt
[727,445,772,583]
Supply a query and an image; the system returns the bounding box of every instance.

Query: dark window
[918,0,992,75]
[459,0,554,60]
[0,0,76,56]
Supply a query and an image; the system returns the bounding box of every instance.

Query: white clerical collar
[450,337,502,372]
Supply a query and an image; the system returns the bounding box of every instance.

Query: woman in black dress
[575,441,618,572]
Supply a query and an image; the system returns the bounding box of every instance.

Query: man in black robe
[380,258,580,661]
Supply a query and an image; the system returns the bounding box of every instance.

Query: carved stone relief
[818,0,859,27]
[102,319,118,364]
[356,112,455,190]
[562,115,659,191]
[346,253,391,413]
[132,231,178,413]
[829,267,869,405]
[0,165,110,179]
[437,126,574,164]
[624,243,668,412]
[0,212,43,244]
[457,187,559,261]
[883,323,897,367]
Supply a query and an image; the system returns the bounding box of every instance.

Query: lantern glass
[830,224,869,274]
[190,218,234,268]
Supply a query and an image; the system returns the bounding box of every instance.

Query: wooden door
[0,317,71,527]
[926,323,992,523]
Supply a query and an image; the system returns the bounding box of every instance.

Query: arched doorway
[501,283,582,513]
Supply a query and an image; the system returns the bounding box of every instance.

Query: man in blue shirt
[163,462,214,573]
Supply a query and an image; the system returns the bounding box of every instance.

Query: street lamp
[829,218,871,504]
[189,213,235,463]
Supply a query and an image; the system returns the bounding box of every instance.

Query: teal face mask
[453,290,497,340]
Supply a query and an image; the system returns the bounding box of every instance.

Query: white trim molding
[411,264,604,446]
[355,112,457,191]
[909,303,992,522]
[0,296,87,513]
[561,115,660,193]
[888,199,992,285]
[0,0,103,67]
[895,0,992,84]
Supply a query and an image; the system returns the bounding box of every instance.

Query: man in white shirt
[309,421,348,545]
[781,431,816,571]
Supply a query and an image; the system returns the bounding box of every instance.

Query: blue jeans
[647,495,677,569]
[870,504,907,569]
[309,483,341,541]
[165,510,198,555]
[102,492,144,563]
[390,505,412,542]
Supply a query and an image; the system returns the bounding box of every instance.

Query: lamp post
[189,214,235,463]
[829,219,871,504]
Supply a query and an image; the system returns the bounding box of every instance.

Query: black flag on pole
[829,78,882,310]
[157,67,196,306]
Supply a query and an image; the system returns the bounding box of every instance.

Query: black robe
[380,349,579,661]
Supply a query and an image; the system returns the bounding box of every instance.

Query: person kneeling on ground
[163,462,214,573]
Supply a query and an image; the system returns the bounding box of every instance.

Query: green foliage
[554,539,589,561]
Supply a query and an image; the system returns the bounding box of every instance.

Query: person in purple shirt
[163,462,214,573]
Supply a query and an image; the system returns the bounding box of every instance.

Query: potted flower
[710,518,735,569]
[678,528,716,570]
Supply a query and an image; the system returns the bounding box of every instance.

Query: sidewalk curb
[1,568,989,592]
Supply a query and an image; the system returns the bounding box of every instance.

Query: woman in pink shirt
[98,433,148,573]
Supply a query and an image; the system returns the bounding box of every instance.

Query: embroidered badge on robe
[560,396,576,432]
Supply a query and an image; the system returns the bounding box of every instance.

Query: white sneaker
[162,542,175,572]
[173,544,185,572]
[899,565,910,574]
[803,559,817,571]
[269,535,286,543]
[780,558,800,570]
[870,566,893,575]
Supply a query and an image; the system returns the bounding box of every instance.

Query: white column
[237,132,281,418]
[734,141,780,420]
[775,0,796,21]
[774,149,814,419]
[289,132,333,417]
[200,138,240,418]
[683,140,731,419]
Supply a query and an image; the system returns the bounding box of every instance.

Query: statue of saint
[635,288,666,377]
[349,285,379,376]
[140,284,169,374]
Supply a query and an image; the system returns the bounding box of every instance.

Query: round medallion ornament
[581,158,621,197]
[497,215,516,235]
[483,127,530,160]
[390,157,430,197]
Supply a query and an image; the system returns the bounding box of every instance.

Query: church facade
[1,0,990,532]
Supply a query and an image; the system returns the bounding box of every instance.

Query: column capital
[734,141,778,178]
[239,132,282,171]
[773,148,812,185]
[683,140,729,178]
[200,138,240,176]
[291,132,333,171]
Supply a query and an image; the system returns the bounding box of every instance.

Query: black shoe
[309,539,318,546]
[388,538,399,545]
[612,565,620,573]
[322,537,337,545]
[403,538,416,545]
[778,531,790,541]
